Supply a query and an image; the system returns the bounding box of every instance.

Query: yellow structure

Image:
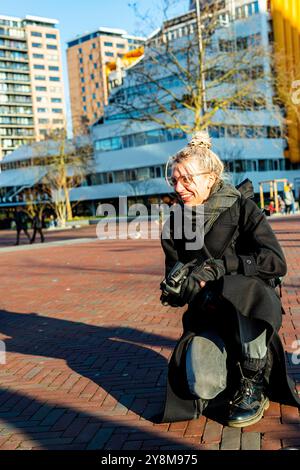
[259,178,288,212]
[271,0,300,163]
[106,47,144,90]
[105,47,144,75]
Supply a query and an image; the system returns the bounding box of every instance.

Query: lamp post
[195,0,208,115]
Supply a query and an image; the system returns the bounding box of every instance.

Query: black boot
[227,362,269,428]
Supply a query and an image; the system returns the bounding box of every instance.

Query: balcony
[0,42,28,52]
[0,29,26,41]
[0,99,33,106]
[0,88,31,95]
[0,62,29,72]
[0,52,29,61]
[0,122,34,128]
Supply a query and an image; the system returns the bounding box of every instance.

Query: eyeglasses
[168,172,210,187]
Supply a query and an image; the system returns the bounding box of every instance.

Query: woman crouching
[159,131,300,427]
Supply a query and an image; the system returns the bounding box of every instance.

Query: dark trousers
[16,227,30,245]
[31,227,44,243]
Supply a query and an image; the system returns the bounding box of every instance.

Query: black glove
[180,258,226,304]
[160,292,186,308]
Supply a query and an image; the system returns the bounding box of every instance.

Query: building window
[49,76,60,81]
[78,48,82,54]
[92,93,96,99]
[49,86,62,92]
[51,97,62,103]
[90,73,94,80]
[47,44,58,50]
[52,108,63,113]
[82,96,86,102]
[32,43,42,48]
[116,43,125,48]
[81,77,85,83]
[81,86,85,93]
[105,52,114,57]
[33,64,45,70]
[47,54,58,61]
[36,96,48,102]
[49,66,59,71]
[31,31,42,37]
[89,54,93,60]
[83,105,87,112]
[95,82,99,89]
[258,160,268,171]
[53,119,64,124]
[37,108,47,112]
[94,63,97,69]
[33,53,44,59]
[38,118,49,124]
[46,33,57,39]
[80,67,84,74]
[35,75,46,80]
[92,43,96,49]
[104,41,113,47]
[36,86,47,91]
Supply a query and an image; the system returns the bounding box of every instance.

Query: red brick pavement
[0,225,98,248]
[0,216,299,450]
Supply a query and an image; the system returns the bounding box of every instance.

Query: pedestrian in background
[277,195,285,215]
[30,211,45,244]
[284,183,295,214]
[14,206,30,245]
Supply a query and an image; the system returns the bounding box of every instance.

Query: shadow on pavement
[0,386,196,450]
[0,308,195,449]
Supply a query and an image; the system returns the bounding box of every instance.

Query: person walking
[14,206,30,245]
[30,211,45,244]
[284,183,295,214]
[159,131,300,427]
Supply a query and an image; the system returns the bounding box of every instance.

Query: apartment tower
[0,14,66,159]
[67,27,144,136]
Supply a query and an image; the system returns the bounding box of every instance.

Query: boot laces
[230,362,262,405]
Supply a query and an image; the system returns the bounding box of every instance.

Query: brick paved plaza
[0,216,299,450]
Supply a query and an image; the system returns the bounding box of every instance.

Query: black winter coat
[160,196,300,422]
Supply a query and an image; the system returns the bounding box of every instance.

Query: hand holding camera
[160,258,225,306]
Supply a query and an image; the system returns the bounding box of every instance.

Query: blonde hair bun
[188,130,212,149]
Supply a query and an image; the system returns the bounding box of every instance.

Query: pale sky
[1,0,189,134]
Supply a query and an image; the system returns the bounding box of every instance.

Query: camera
[160,261,190,299]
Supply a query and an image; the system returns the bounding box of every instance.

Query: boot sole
[227,397,270,428]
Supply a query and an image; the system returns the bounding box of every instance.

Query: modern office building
[1,1,300,213]
[66,28,145,136]
[0,14,66,160]
[76,0,300,206]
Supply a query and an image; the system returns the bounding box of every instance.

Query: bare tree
[111,1,271,136]
[24,129,93,227]
[220,145,246,186]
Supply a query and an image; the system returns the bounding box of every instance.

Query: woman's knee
[185,332,227,400]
